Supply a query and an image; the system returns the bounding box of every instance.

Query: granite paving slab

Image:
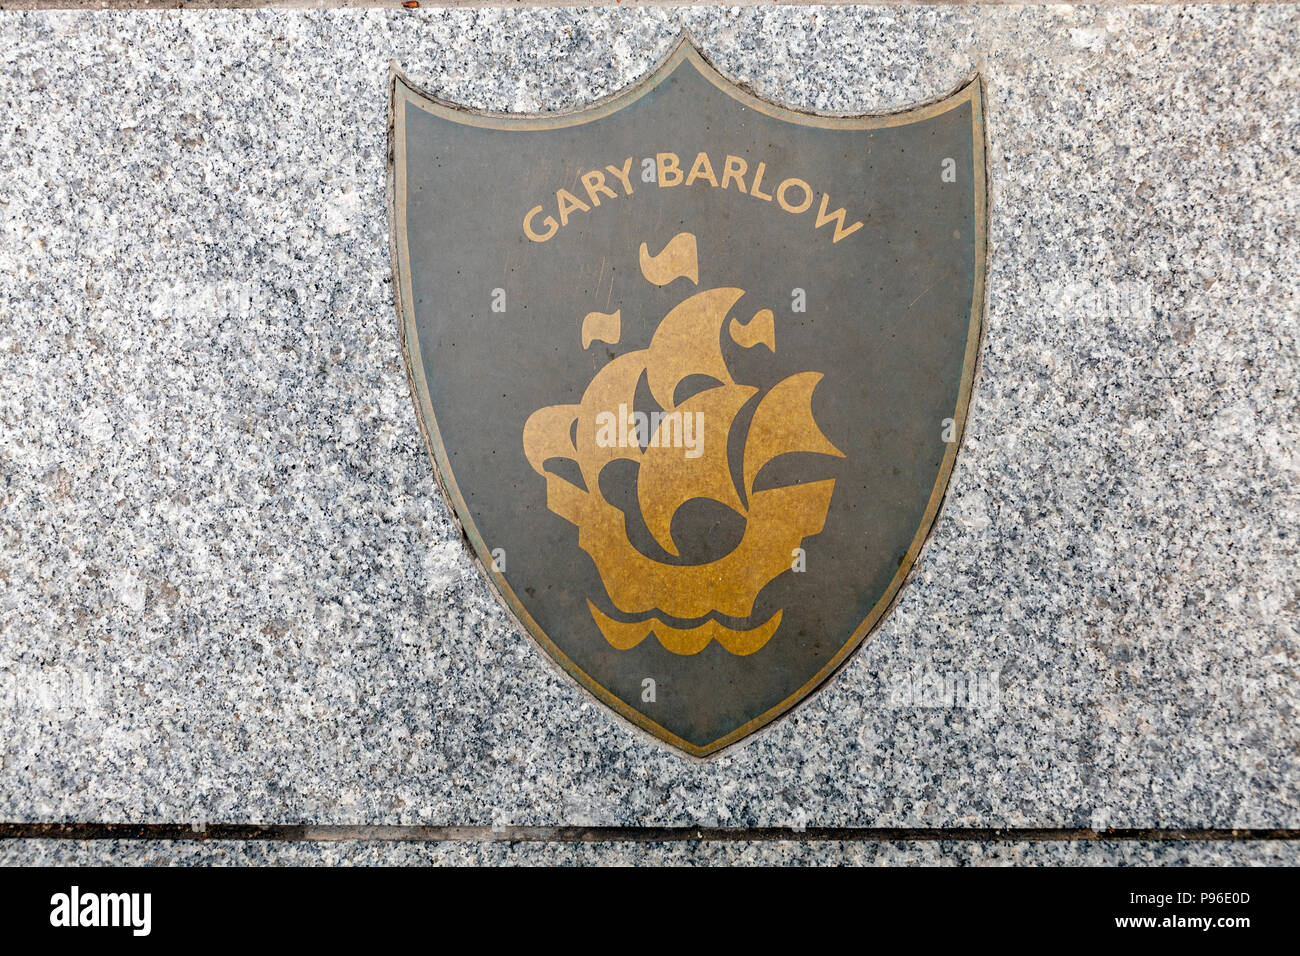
[0,6,1296,838]
[4,837,1300,866]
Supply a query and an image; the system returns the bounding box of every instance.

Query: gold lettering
[526,156,858,246]
[814,193,864,243]
[581,170,617,207]
[685,151,719,188]
[523,204,558,242]
[777,178,813,214]
[605,157,635,196]
[656,152,683,188]
[721,155,748,194]
[556,188,591,227]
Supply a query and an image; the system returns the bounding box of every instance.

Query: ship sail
[742,371,844,498]
[572,351,647,490]
[645,287,744,408]
[637,382,757,556]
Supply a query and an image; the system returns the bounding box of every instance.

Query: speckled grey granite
[0,6,1297,858]
[4,838,1300,867]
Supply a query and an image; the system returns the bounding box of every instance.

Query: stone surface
[3,838,1299,867]
[0,6,1296,851]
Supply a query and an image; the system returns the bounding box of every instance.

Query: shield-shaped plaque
[389,38,987,757]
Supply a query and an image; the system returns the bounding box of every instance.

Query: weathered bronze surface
[389,39,987,757]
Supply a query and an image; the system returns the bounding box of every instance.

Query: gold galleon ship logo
[523,233,844,656]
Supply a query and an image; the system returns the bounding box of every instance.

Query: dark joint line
[2,824,1298,843]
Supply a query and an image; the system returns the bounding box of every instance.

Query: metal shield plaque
[389,40,987,756]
